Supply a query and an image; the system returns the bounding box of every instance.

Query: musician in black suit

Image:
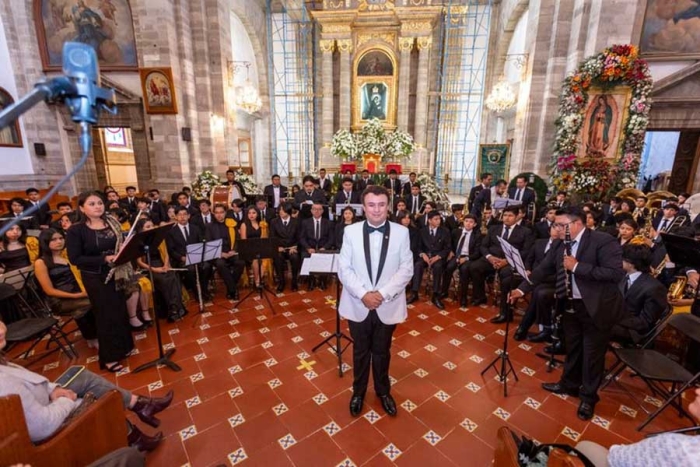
[467,172,493,212]
[190,199,214,231]
[415,201,438,230]
[166,206,213,302]
[535,206,557,239]
[471,206,534,320]
[603,197,620,226]
[471,179,508,219]
[611,244,668,344]
[25,188,52,228]
[254,197,275,223]
[226,199,246,227]
[383,170,402,198]
[206,204,245,300]
[508,176,537,207]
[407,211,452,309]
[354,170,374,193]
[318,168,333,199]
[263,174,288,209]
[294,176,327,219]
[299,202,334,290]
[514,225,559,342]
[223,169,246,201]
[402,172,419,197]
[270,202,301,292]
[510,206,625,421]
[147,189,169,225]
[120,186,138,215]
[176,192,199,217]
[551,191,570,209]
[652,203,688,233]
[444,204,463,232]
[406,184,426,217]
[440,214,482,307]
[2,197,38,231]
[334,178,361,206]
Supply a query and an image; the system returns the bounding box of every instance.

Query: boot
[130,390,174,428]
[127,422,163,452]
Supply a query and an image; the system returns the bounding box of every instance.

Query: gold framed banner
[477,144,510,182]
[140,67,178,115]
[352,46,397,130]
[578,86,632,161]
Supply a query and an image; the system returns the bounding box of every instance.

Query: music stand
[186,239,222,318]
[335,204,364,218]
[306,252,354,376]
[112,223,182,374]
[480,237,529,396]
[236,238,280,314]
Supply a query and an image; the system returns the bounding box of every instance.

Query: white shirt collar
[627,271,642,285]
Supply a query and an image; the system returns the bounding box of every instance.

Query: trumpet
[669,276,690,301]
[652,254,667,278]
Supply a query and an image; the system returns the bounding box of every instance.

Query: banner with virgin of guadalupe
[578,87,631,160]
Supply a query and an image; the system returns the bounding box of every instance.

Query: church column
[398,37,414,131]
[414,35,432,168]
[337,39,353,130]
[319,39,336,169]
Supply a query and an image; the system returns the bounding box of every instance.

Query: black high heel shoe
[140,309,154,328]
[100,361,124,373]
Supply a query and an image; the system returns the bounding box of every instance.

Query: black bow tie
[368,224,386,234]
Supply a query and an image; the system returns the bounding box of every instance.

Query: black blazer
[318,178,333,196]
[334,222,353,250]
[190,212,215,231]
[450,228,482,261]
[257,207,276,224]
[507,187,536,206]
[402,181,419,197]
[299,217,334,251]
[334,190,361,206]
[480,223,534,260]
[121,197,138,215]
[522,229,625,329]
[617,273,667,337]
[166,223,205,267]
[534,220,553,240]
[406,194,426,215]
[225,210,245,227]
[148,200,168,225]
[354,178,374,192]
[294,189,326,208]
[471,189,492,217]
[270,217,300,249]
[444,215,462,232]
[418,226,451,259]
[263,184,289,206]
[383,178,402,198]
[468,184,486,211]
[525,238,559,283]
[653,215,688,233]
[407,225,421,262]
[205,220,234,253]
[25,201,52,226]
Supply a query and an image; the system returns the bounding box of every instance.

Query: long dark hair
[341,206,357,225]
[134,218,152,234]
[1,222,27,249]
[38,228,64,269]
[76,191,107,224]
[245,205,260,224]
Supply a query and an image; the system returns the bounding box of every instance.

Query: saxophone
[668,276,688,300]
[480,216,488,235]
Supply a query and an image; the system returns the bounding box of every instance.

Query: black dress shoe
[349,394,364,417]
[577,401,594,420]
[432,297,445,310]
[127,423,163,452]
[406,292,419,304]
[379,394,397,417]
[544,341,566,355]
[471,298,486,306]
[528,330,553,343]
[291,283,298,292]
[513,327,528,341]
[459,299,468,308]
[542,382,579,397]
[276,284,285,293]
[490,314,512,324]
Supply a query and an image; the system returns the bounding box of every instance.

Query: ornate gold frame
[352,45,398,131]
[577,86,632,162]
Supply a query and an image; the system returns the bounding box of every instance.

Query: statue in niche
[361,83,387,120]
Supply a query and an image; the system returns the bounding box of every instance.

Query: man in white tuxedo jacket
[338,185,413,417]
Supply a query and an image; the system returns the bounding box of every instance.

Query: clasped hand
[362,291,384,310]
[50,387,77,402]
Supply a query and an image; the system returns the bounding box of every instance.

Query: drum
[211,186,231,207]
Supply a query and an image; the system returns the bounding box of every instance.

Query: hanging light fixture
[485,77,516,113]
[228,61,263,115]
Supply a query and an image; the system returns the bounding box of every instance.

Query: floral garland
[191,170,221,199]
[331,118,415,161]
[551,44,652,200]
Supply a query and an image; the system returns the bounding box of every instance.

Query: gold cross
[326,298,337,306]
[297,358,317,371]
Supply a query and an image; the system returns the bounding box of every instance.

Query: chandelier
[485,77,516,113]
[228,60,263,115]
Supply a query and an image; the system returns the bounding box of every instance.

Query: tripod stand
[536,304,565,372]
[312,271,353,376]
[481,282,519,396]
[186,239,221,328]
[236,238,279,315]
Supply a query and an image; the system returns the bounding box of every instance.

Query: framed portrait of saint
[33,0,138,71]
[0,88,23,148]
[139,67,178,115]
[352,47,397,129]
[578,88,631,160]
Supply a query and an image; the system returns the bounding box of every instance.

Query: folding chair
[601,313,700,431]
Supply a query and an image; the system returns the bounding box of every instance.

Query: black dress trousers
[348,310,396,397]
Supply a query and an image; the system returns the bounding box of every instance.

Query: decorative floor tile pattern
[24,282,678,466]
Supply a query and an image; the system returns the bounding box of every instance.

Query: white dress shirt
[570,228,585,299]
[458,230,472,257]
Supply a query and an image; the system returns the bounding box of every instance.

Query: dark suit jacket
[444,215,462,232]
[383,178,402,198]
[26,201,52,226]
[225,210,245,229]
[418,226,451,259]
[468,185,486,211]
[121,197,138,215]
[354,178,374,193]
[617,273,667,337]
[166,223,205,267]
[406,194,426,215]
[205,220,235,253]
[263,184,289,206]
[508,187,536,206]
[1,212,38,231]
[653,215,689,233]
[294,189,326,208]
[522,229,625,329]
[450,228,482,261]
[148,200,168,225]
[257,208,275,223]
[471,189,492,217]
[318,178,333,196]
[299,217,334,251]
[480,224,534,260]
[190,212,214,231]
[270,217,300,249]
[334,190,361,206]
[535,220,553,240]
[525,238,559,283]
[407,225,420,262]
[403,181,419,197]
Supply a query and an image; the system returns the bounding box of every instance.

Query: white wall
[0,19,32,176]
[640,131,679,179]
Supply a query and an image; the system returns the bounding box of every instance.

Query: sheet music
[497,237,532,284]
[300,253,339,276]
[186,239,223,266]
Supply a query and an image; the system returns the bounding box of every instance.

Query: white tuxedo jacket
[338,221,414,324]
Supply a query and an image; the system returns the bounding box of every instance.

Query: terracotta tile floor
[21,281,695,467]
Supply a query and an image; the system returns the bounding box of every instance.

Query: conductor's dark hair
[360,185,390,205]
[622,244,652,273]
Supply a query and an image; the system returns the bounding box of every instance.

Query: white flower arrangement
[417,173,449,206]
[330,129,357,160]
[331,118,415,161]
[233,169,262,195]
[191,170,221,199]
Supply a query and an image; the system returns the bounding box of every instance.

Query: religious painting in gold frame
[577,86,632,161]
[352,47,397,130]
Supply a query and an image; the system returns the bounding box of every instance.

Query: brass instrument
[652,254,668,278]
[659,215,688,233]
[526,201,537,224]
[669,276,689,301]
[480,216,488,235]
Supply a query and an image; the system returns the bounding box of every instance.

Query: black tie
[624,277,630,295]
[413,197,418,213]
[516,189,521,201]
[315,220,320,240]
[431,229,435,237]
[502,226,510,240]
[283,220,288,228]
[659,219,668,232]
[555,240,577,299]
[184,225,189,240]
[456,232,467,255]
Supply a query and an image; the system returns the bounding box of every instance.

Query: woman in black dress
[397,210,420,263]
[335,206,357,250]
[239,206,262,287]
[66,192,134,372]
[0,224,32,273]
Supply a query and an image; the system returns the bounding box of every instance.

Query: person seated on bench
[0,321,172,452]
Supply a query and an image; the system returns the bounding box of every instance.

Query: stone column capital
[320,39,336,53]
[417,36,432,51]
[398,37,415,53]
[336,39,353,54]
